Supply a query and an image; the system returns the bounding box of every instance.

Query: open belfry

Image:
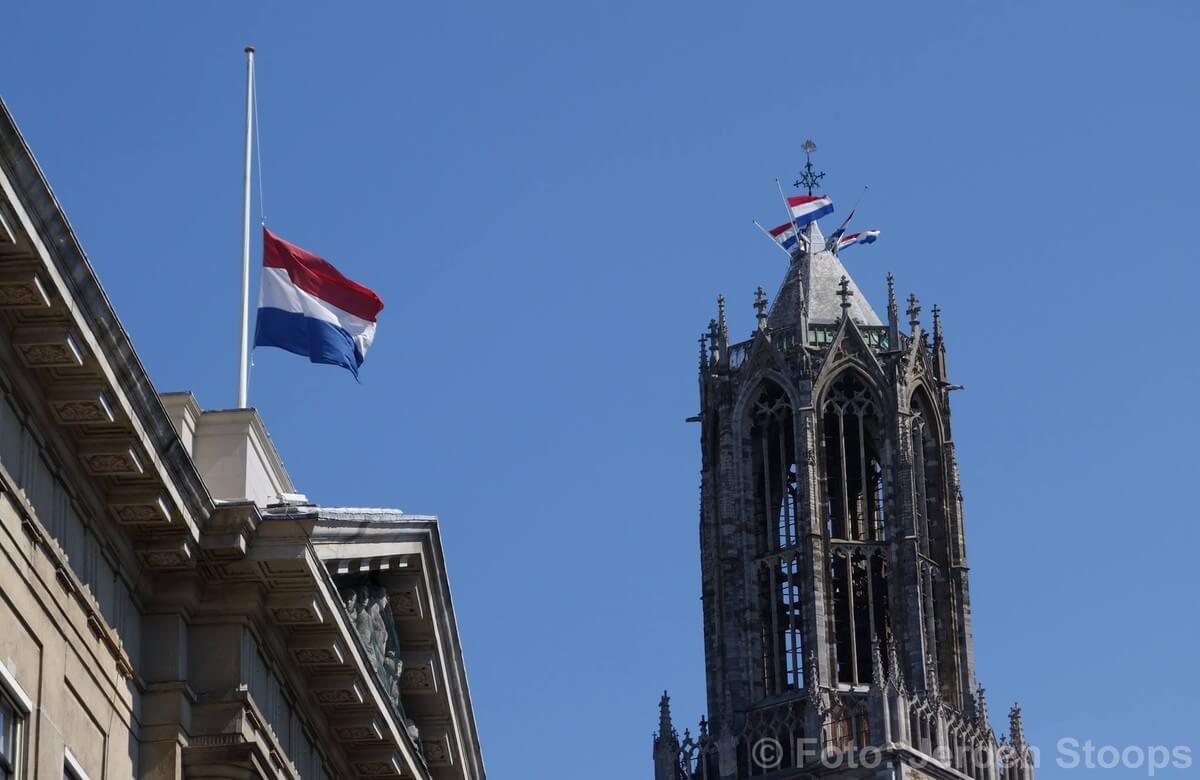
[654,148,1034,780]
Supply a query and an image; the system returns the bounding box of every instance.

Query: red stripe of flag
[787,194,827,208]
[262,228,384,322]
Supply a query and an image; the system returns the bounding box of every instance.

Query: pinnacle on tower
[976,686,990,726]
[1009,703,1026,750]
[836,275,854,316]
[658,690,674,739]
[754,286,768,331]
[871,634,885,686]
[887,636,904,692]
[907,293,921,333]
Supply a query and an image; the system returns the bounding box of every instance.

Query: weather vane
[793,139,825,195]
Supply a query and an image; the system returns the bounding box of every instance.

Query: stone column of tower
[656,218,1033,780]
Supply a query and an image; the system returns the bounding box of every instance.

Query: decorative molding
[351,751,403,777]
[268,593,326,626]
[0,269,50,309]
[330,714,384,743]
[106,488,171,525]
[420,729,454,767]
[289,634,346,666]
[78,438,143,476]
[309,675,365,706]
[137,538,193,569]
[13,327,83,367]
[47,386,115,426]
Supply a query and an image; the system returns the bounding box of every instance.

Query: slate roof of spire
[766,220,882,329]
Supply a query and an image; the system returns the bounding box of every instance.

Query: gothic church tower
[653,178,1035,780]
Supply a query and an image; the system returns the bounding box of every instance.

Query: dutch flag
[254,228,384,379]
[836,229,881,252]
[787,194,834,227]
[769,220,807,253]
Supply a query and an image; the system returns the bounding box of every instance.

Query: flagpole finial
[794,139,826,195]
[245,46,255,54]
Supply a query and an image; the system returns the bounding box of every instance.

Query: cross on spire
[907,293,921,331]
[836,275,854,314]
[793,139,826,195]
[754,286,769,330]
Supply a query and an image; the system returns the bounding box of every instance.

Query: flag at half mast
[787,194,834,227]
[768,220,807,253]
[836,229,880,252]
[254,228,384,379]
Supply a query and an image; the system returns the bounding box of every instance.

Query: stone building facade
[653,216,1034,779]
[0,102,484,780]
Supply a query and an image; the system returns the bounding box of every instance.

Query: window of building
[0,695,18,780]
[63,749,89,780]
[0,665,31,780]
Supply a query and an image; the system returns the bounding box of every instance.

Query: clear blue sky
[4,2,1198,777]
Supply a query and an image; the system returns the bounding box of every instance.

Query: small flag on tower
[787,194,834,227]
[768,220,808,253]
[836,229,880,252]
[254,228,384,379]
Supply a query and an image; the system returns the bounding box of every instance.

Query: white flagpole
[237,46,255,408]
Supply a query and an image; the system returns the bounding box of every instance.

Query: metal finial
[906,293,921,331]
[754,286,768,330]
[836,275,854,314]
[793,139,826,195]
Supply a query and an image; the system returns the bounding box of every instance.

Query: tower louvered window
[748,382,805,694]
[822,373,891,685]
[910,390,948,683]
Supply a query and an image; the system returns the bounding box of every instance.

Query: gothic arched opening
[821,373,886,543]
[746,381,804,696]
[821,372,891,685]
